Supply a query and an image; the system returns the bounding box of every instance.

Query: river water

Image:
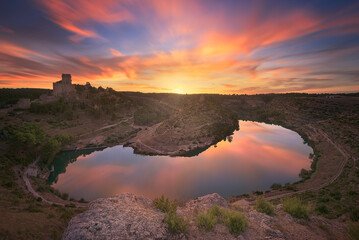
[48,120,312,201]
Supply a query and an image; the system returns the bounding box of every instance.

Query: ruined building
[53,74,76,97]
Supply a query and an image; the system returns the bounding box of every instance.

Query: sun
[173,88,185,94]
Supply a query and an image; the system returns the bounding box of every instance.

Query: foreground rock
[62,193,168,240]
[63,193,347,240]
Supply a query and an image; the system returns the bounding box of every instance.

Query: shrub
[255,196,275,215]
[61,193,69,200]
[153,195,188,234]
[253,191,263,195]
[166,212,189,234]
[153,195,177,213]
[270,183,282,190]
[350,207,359,222]
[78,198,88,203]
[196,212,217,230]
[223,210,248,234]
[196,205,247,234]
[315,204,329,215]
[299,168,312,180]
[282,197,308,219]
[283,183,297,191]
[349,222,359,240]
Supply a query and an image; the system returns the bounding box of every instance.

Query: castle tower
[53,73,76,97]
[61,74,72,84]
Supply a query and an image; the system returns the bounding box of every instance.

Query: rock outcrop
[62,193,168,240]
[63,193,347,240]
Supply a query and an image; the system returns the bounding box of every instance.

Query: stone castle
[53,73,76,96]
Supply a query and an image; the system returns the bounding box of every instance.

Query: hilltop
[0,76,358,239]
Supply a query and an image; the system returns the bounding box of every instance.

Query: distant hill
[0,88,50,108]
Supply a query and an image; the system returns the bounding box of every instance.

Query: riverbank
[1,90,358,239]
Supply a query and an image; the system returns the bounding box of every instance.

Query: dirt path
[22,158,87,207]
[23,166,58,205]
[78,117,133,138]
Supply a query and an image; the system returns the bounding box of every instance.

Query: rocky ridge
[63,193,346,240]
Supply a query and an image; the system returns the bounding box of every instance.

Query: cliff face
[62,193,346,240]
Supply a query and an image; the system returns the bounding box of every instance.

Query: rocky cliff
[63,193,346,240]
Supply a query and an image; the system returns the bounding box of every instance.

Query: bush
[283,183,297,191]
[196,205,247,234]
[350,207,359,222]
[255,197,275,215]
[299,168,312,180]
[61,193,69,200]
[315,204,329,215]
[253,191,263,195]
[282,197,308,219]
[223,210,248,234]
[166,212,189,234]
[349,222,359,240]
[196,212,217,230]
[78,198,88,203]
[153,195,177,213]
[153,195,188,234]
[41,139,61,166]
[270,183,282,190]
[316,204,329,215]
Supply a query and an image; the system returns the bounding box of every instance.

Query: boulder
[62,193,168,240]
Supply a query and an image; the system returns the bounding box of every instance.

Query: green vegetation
[349,222,359,240]
[196,207,219,230]
[196,205,248,234]
[153,195,189,234]
[0,88,49,108]
[270,183,282,190]
[134,105,169,126]
[6,123,74,167]
[153,195,178,213]
[255,196,275,215]
[0,155,85,240]
[224,209,248,234]
[282,197,309,219]
[165,211,190,234]
[30,99,69,115]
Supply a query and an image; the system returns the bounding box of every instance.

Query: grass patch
[196,208,219,230]
[153,195,177,213]
[255,196,275,215]
[153,195,188,234]
[25,204,42,213]
[196,205,248,234]
[282,197,309,219]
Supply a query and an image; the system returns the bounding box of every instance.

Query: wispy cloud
[0,0,358,93]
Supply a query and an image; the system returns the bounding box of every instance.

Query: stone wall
[14,98,31,109]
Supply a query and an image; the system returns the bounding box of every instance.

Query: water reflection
[48,121,312,201]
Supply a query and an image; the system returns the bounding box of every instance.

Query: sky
[0,0,358,94]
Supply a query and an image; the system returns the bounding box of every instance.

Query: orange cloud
[36,0,133,41]
[222,84,236,88]
[110,48,123,56]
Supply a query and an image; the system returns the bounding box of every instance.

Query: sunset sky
[0,0,358,94]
